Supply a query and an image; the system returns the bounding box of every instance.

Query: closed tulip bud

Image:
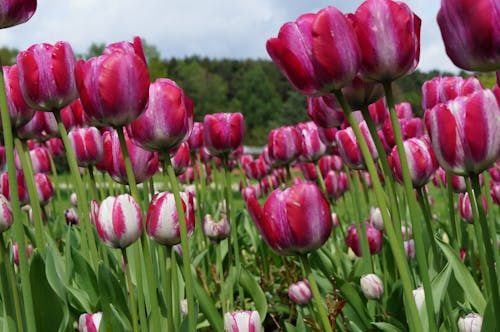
[324,171,349,200]
[17,111,59,141]
[102,128,159,185]
[17,42,78,111]
[34,173,53,206]
[170,142,191,176]
[247,182,332,255]
[288,280,312,305]
[345,222,383,257]
[360,273,384,300]
[127,78,194,152]
[369,207,384,231]
[401,225,412,240]
[318,155,344,176]
[297,121,327,162]
[12,242,33,266]
[421,76,484,111]
[78,312,103,332]
[0,171,29,206]
[343,76,385,111]
[60,99,90,130]
[0,194,13,233]
[244,157,269,180]
[241,185,261,202]
[298,162,317,181]
[404,239,415,258]
[488,165,500,182]
[336,121,378,170]
[413,286,425,311]
[438,0,500,72]
[188,122,204,151]
[2,65,35,129]
[389,136,438,188]
[180,299,188,317]
[203,112,245,158]
[350,0,421,82]
[203,214,231,242]
[459,192,488,224]
[146,191,195,246]
[224,311,261,332]
[433,167,468,193]
[317,126,338,147]
[15,146,51,174]
[365,98,388,128]
[64,207,79,225]
[103,36,147,63]
[75,47,150,127]
[458,313,483,332]
[331,212,339,228]
[306,94,345,128]
[0,0,36,28]
[268,126,302,166]
[45,137,65,159]
[68,127,103,167]
[382,116,424,150]
[425,88,500,175]
[490,182,500,205]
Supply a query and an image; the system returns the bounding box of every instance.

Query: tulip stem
[0,65,36,332]
[164,156,196,332]
[300,255,332,332]
[468,174,500,322]
[122,248,140,332]
[383,82,437,331]
[333,89,423,332]
[445,171,461,248]
[0,236,23,332]
[314,162,327,195]
[416,187,439,265]
[165,246,175,332]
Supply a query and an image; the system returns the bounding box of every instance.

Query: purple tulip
[459,192,488,224]
[324,171,349,200]
[1,65,35,129]
[17,111,59,141]
[68,127,104,167]
[0,0,36,28]
[345,222,383,257]
[60,99,90,130]
[268,126,302,166]
[306,94,345,128]
[297,121,327,162]
[203,112,245,158]
[170,142,191,176]
[188,122,204,151]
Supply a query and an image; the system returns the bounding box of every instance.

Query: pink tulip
[350,0,421,82]
[437,0,500,72]
[247,182,332,255]
[459,192,488,224]
[203,213,231,242]
[95,194,143,248]
[316,126,338,147]
[127,78,194,152]
[324,171,349,200]
[490,181,500,205]
[14,146,51,174]
[75,46,150,127]
[0,171,29,206]
[421,76,484,111]
[103,36,147,64]
[45,137,65,160]
[297,121,327,162]
[12,242,33,266]
[425,88,500,175]
[68,127,104,167]
[268,126,302,166]
[288,280,312,305]
[342,75,384,111]
[60,99,90,130]
[345,222,383,257]
[244,157,269,180]
[366,98,388,128]
[188,122,204,151]
[389,136,438,188]
[298,162,317,182]
[102,128,159,185]
[64,207,79,225]
[318,155,344,176]
[360,273,384,300]
[0,0,36,28]
[17,111,59,141]
[78,312,102,332]
[203,112,245,158]
[335,121,378,170]
[0,194,13,233]
[1,65,35,129]
[306,94,345,128]
[17,42,78,111]
[34,172,53,206]
[170,142,191,176]
[146,191,195,246]
[241,184,261,202]
[224,311,261,332]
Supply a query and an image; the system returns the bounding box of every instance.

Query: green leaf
[45,245,67,303]
[30,252,64,332]
[239,266,267,322]
[335,276,371,330]
[372,322,403,332]
[97,262,130,331]
[71,247,98,308]
[437,240,486,313]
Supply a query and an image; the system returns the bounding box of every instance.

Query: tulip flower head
[224,310,261,332]
[345,222,383,257]
[0,194,13,233]
[458,313,483,332]
[288,280,312,305]
[78,312,103,332]
[203,112,245,158]
[0,0,36,29]
[360,273,384,300]
[1,64,35,129]
[68,127,104,167]
[268,125,302,167]
[203,213,231,243]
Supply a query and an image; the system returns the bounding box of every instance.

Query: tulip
[34,172,53,206]
[318,155,344,176]
[421,76,484,111]
[15,146,51,174]
[78,312,103,332]
[459,192,488,224]
[389,136,438,188]
[298,162,317,181]
[16,111,59,141]
[16,42,78,111]
[413,286,425,311]
[404,239,416,258]
[360,274,384,300]
[0,171,29,206]
[488,165,500,182]
[0,194,13,233]
[297,121,327,162]
[288,280,312,305]
[490,181,500,205]
[0,0,36,28]
[401,225,413,240]
[438,0,500,72]
[74,47,150,127]
[94,194,143,248]
[331,212,339,228]
[1,64,35,129]
[60,99,90,130]
[324,171,349,200]
[146,191,195,246]
[68,127,104,167]
[424,88,500,175]
[45,137,65,160]
[343,75,385,111]
[317,126,338,147]
[64,207,79,225]
[244,157,269,180]
[458,313,483,332]
[336,121,378,170]
[12,242,33,266]
[170,142,191,176]
[432,167,468,193]
[350,0,421,82]
[103,36,147,63]
[224,311,261,332]
[102,128,159,185]
[306,94,345,128]
[127,78,194,152]
[369,207,384,231]
[203,214,231,242]
[345,222,383,257]
[382,116,424,150]
[241,184,261,202]
[247,182,332,255]
[203,112,245,158]
[188,122,204,151]
[268,125,302,166]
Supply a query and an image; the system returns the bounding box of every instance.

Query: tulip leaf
[239,266,268,322]
[309,248,334,277]
[437,239,486,313]
[30,252,64,332]
[97,262,130,331]
[71,247,99,309]
[372,322,403,332]
[480,297,494,332]
[45,245,67,303]
[334,276,371,330]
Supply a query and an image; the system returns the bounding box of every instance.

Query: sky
[1,0,459,74]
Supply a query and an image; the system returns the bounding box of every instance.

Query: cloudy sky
[1,0,459,73]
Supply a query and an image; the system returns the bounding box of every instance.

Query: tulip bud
[345,222,383,257]
[336,121,378,170]
[17,111,59,141]
[297,121,327,162]
[369,207,384,231]
[268,126,302,166]
[421,76,484,111]
[360,273,384,300]
[70,192,78,206]
[180,299,188,317]
[64,207,79,226]
[306,94,345,129]
[0,171,29,206]
[404,239,415,258]
[1,64,35,130]
[324,171,349,201]
[459,192,488,224]
[331,212,339,228]
[288,280,312,305]
[413,286,425,311]
[0,194,14,233]
[78,312,103,332]
[203,214,231,242]
[95,194,143,249]
[188,122,204,151]
[203,112,245,158]
[12,242,34,266]
[490,181,500,205]
[224,311,261,332]
[458,313,483,332]
[34,173,54,206]
[68,127,104,167]
[170,142,191,176]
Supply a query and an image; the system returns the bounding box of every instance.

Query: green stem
[14,138,46,255]
[333,89,422,332]
[0,63,36,332]
[314,162,327,195]
[165,246,175,332]
[446,172,461,249]
[416,187,439,264]
[122,248,139,332]
[300,255,332,332]
[0,236,23,332]
[383,82,437,331]
[171,246,181,326]
[164,156,196,332]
